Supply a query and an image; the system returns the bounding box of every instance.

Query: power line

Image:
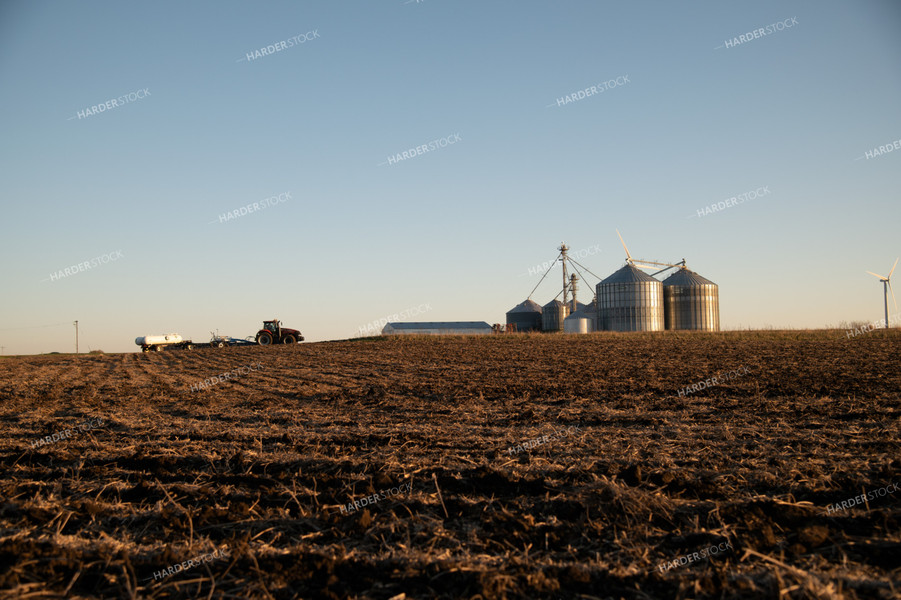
[0,322,72,332]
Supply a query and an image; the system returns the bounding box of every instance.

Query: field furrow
[0,331,899,599]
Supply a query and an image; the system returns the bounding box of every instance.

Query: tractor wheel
[153,345,163,352]
[216,341,225,348]
[185,344,193,350]
[257,331,273,346]
[282,335,296,344]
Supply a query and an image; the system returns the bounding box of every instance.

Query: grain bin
[662,268,719,331]
[596,265,664,331]
[564,300,596,333]
[506,299,543,332]
[563,316,590,334]
[542,299,569,332]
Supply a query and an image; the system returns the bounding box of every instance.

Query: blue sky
[1,0,899,354]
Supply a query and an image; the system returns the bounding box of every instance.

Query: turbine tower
[866,258,898,329]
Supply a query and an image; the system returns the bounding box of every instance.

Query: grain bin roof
[567,301,595,319]
[662,268,717,286]
[542,299,565,309]
[600,264,659,284]
[506,299,543,314]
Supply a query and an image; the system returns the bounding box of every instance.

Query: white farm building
[382,321,493,336]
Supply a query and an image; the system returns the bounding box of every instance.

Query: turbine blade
[867,271,888,281]
[891,281,898,311]
[616,229,632,260]
[889,258,899,279]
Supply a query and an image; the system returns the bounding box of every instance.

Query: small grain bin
[505,299,543,332]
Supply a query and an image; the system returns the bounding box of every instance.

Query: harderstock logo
[845,314,901,338]
[676,366,751,397]
[68,88,150,120]
[210,192,291,224]
[518,244,602,277]
[690,187,771,219]
[658,541,732,573]
[715,17,798,50]
[505,426,580,456]
[191,362,264,392]
[826,482,900,514]
[356,303,433,337]
[855,137,901,161]
[339,481,413,514]
[148,547,230,582]
[42,250,124,282]
[547,75,630,108]
[237,31,320,63]
[30,417,104,449]
[378,134,461,166]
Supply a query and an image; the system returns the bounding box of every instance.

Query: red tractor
[255,319,304,345]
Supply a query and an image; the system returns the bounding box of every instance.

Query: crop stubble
[0,331,899,599]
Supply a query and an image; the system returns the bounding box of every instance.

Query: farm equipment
[255,319,304,345]
[209,331,257,348]
[136,334,193,353]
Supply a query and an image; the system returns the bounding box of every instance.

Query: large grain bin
[542,299,569,332]
[506,299,543,333]
[662,268,720,331]
[596,265,663,331]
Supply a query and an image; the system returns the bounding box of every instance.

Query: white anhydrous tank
[563,318,589,334]
[135,333,183,346]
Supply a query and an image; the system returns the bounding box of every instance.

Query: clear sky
[1,0,899,354]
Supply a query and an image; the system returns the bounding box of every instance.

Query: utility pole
[74,320,78,354]
[559,243,569,309]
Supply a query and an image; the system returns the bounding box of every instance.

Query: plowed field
[1,331,899,599]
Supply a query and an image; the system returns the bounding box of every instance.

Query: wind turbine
[866,258,898,329]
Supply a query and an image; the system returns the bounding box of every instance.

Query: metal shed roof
[385,321,492,330]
